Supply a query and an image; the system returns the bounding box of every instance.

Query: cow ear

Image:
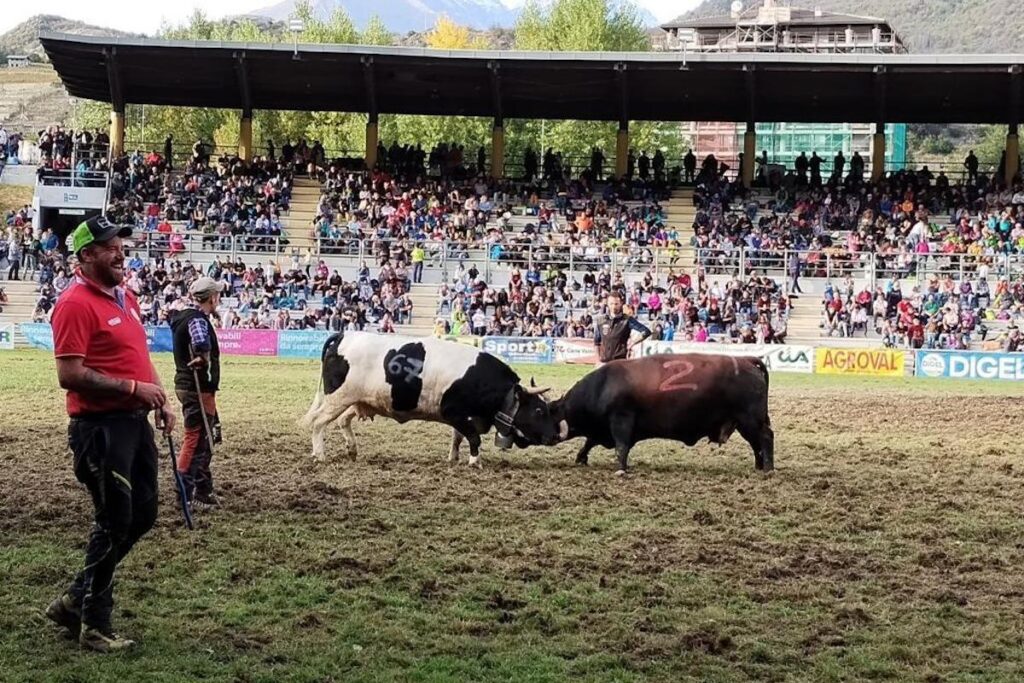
[530,377,537,388]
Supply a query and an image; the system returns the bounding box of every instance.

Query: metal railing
[123,230,1024,295]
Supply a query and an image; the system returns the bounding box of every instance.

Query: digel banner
[553,339,600,365]
[916,350,1024,381]
[278,329,333,358]
[815,348,905,377]
[481,337,554,364]
[216,328,279,356]
[638,341,815,374]
[0,323,14,350]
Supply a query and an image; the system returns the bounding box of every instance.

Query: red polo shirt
[51,272,155,416]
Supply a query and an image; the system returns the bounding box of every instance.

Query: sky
[0,0,703,35]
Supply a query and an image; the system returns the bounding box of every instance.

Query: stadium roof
[39,31,1024,125]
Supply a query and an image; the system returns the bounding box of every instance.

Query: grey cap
[189,276,227,300]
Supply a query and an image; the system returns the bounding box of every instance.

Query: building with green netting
[661,1,909,175]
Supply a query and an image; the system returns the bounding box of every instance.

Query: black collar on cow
[493,386,520,437]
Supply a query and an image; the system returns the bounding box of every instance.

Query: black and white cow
[300,331,560,464]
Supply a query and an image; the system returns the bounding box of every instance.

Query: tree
[508,0,682,170]
[361,15,394,46]
[426,16,490,50]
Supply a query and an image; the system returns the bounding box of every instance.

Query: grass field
[2,349,1024,682]
[0,185,32,215]
[0,65,59,85]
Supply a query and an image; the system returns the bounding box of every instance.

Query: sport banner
[278,329,333,359]
[0,323,14,350]
[815,347,905,377]
[215,328,279,356]
[916,350,1024,381]
[638,341,815,374]
[553,339,600,365]
[481,337,554,364]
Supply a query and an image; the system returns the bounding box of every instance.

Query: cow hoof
[346,448,358,461]
[615,469,627,477]
[468,455,482,469]
[575,460,588,467]
[448,454,458,465]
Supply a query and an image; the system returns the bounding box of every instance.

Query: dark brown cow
[548,354,773,474]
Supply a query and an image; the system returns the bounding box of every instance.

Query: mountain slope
[673,0,1024,53]
[0,14,133,58]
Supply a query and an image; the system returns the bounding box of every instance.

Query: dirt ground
[1,350,1023,682]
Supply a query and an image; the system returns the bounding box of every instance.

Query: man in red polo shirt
[45,215,175,653]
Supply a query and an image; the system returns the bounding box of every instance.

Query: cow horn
[524,385,550,395]
[530,377,537,388]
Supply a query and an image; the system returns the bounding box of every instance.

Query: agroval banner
[815,347,905,377]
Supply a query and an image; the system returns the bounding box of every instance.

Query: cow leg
[339,406,359,461]
[309,399,351,461]
[609,412,635,476]
[449,429,464,464]
[740,420,774,472]
[574,438,596,466]
[465,431,483,469]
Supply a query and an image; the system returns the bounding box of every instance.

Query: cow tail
[299,332,343,429]
[753,357,769,388]
[753,357,770,424]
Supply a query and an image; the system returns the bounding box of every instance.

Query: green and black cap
[70,216,133,255]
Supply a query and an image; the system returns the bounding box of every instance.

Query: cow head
[493,377,560,448]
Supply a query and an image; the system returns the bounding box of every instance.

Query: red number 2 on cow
[659,359,698,392]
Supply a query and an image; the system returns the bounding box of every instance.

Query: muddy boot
[79,623,136,653]
[45,593,81,636]
[193,490,219,508]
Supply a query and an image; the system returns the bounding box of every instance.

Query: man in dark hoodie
[170,276,224,507]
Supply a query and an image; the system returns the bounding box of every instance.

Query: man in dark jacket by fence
[170,277,224,507]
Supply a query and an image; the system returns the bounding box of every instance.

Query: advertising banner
[815,347,905,377]
[481,337,554,364]
[916,350,1024,381]
[278,329,333,359]
[145,326,174,353]
[638,341,815,374]
[19,323,54,351]
[216,328,279,356]
[0,323,14,350]
[553,339,600,365]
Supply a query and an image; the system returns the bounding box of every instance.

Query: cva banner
[638,341,815,374]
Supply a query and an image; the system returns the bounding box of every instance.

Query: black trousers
[66,412,158,628]
[175,389,217,499]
